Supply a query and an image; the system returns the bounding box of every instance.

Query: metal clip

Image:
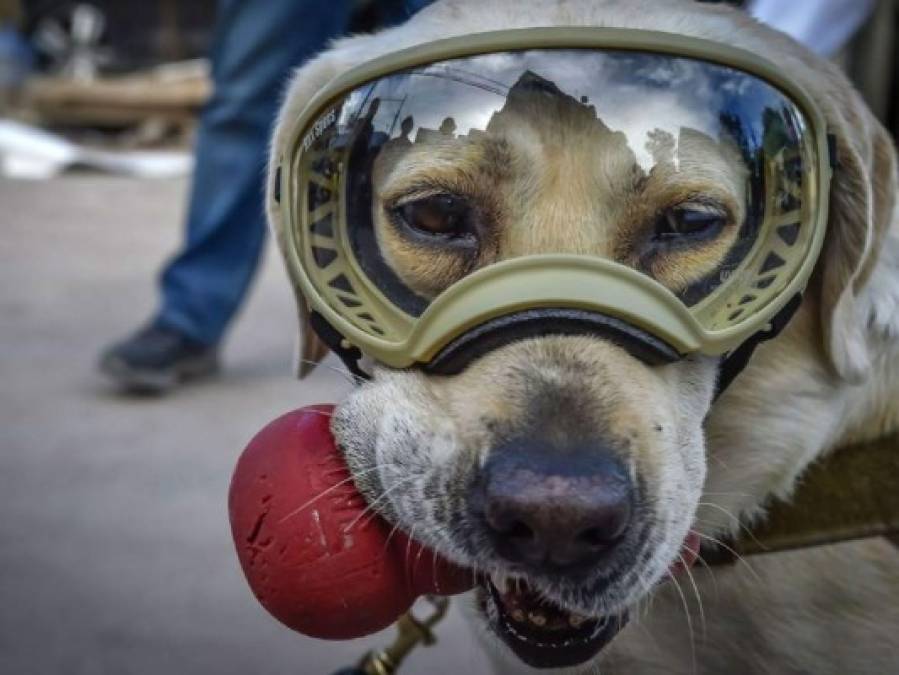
[357,596,450,675]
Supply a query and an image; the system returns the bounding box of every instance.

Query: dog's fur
[267,1,899,672]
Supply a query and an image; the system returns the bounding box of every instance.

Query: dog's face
[331,67,737,669]
[271,1,896,671]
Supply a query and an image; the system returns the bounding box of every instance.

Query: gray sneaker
[99,323,219,393]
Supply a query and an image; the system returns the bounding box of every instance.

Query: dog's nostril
[576,510,630,548]
[505,520,535,541]
[578,526,614,547]
[475,438,635,573]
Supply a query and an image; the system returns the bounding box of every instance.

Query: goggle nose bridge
[422,307,681,376]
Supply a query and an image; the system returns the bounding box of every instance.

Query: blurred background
[0,1,895,674]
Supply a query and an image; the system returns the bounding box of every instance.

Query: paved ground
[0,175,491,675]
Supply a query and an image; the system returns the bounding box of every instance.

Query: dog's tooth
[569,614,588,628]
[489,572,505,592]
[489,571,517,595]
[528,612,547,627]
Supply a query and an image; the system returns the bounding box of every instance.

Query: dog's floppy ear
[267,49,353,379]
[817,95,897,383]
[293,297,330,379]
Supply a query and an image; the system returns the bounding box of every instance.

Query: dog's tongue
[669,531,702,577]
[228,406,473,641]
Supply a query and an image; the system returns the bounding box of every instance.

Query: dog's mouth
[474,532,701,669]
[479,576,626,669]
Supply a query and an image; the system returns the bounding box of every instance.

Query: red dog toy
[228,406,473,640]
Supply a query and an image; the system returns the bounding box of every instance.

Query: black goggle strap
[713,293,803,400]
[309,307,681,382]
[310,296,802,395]
[309,311,373,382]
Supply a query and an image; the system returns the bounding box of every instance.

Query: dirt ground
[0,175,491,675]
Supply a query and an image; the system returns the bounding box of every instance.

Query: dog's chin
[474,532,702,670]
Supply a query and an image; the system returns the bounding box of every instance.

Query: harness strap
[702,430,899,565]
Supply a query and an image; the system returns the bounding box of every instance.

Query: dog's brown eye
[393,194,474,238]
[655,204,727,242]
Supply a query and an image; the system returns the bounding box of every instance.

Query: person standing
[99,0,431,392]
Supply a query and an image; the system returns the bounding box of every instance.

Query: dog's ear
[817,95,897,383]
[294,297,330,379]
[267,49,354,379]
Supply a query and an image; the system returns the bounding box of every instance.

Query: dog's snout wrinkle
[473,439,634,574]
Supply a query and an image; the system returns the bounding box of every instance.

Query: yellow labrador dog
[267,0,899,672]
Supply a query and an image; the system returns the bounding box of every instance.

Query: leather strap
[702,431,899,564]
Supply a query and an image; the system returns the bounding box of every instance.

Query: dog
[267,1,899,672]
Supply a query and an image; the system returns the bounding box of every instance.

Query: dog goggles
[274,29,831,378]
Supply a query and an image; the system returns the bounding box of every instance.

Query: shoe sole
[99,352,220,394]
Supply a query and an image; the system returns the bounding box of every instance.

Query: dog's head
[268,0,896,670]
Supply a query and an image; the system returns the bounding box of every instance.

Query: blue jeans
[157,0,431,345]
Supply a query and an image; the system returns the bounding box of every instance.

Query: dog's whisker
[690,529,762,585]
[295,358,365,385]
[290,407,335,419]
[697,501,769,552]
[380,517,404,556]
[679,552,707,641]
[691,549,720,598]
[277,463,395,523]
[404,524,417,581]
[343,473,421,533]
[665,567,697,675]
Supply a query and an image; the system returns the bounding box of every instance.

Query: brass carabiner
[357,596,450,675]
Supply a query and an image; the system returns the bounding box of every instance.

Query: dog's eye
[655,203,727,242]
[393,194,475,238]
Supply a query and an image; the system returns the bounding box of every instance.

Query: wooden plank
[20,70,211,127]
[25,74,210,109]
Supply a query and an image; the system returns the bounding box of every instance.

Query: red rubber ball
[228,405,472,640]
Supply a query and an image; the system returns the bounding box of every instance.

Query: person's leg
[100,0,353,390]
[157,0,354,346]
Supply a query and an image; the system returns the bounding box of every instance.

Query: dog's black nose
[474,440,634,573]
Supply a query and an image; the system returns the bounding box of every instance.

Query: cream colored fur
[267,1,899,673]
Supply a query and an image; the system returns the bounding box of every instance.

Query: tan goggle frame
[275,28,832,370]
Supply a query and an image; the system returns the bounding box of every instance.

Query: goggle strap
[714,293,803,400]
[309,311,372,382]
[827,133,839,169]
[311,294,803,395]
